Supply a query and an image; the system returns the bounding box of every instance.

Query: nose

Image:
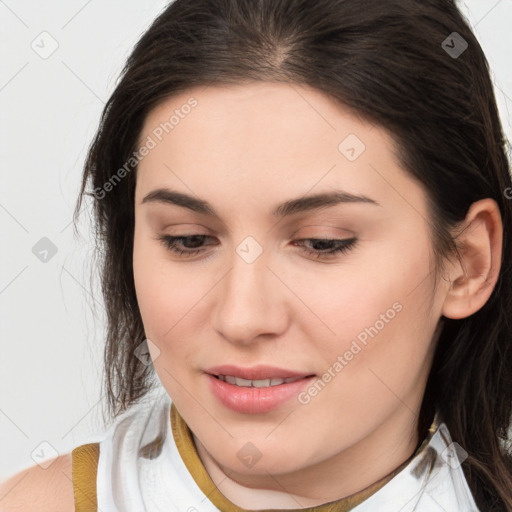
[212,246,289,346]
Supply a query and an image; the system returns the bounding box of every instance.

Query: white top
[95,387,480,511]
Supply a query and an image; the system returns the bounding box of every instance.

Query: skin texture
[0,82,501,510]
[0,453,74,511]
[131,82,503,508]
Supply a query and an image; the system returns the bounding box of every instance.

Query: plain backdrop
[1,0,511,480]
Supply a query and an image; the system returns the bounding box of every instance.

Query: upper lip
[205,364,314,380]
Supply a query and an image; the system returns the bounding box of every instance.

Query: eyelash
[156,234,357,260]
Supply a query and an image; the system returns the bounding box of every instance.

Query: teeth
[217,375,305,387]
[235,377,252,387]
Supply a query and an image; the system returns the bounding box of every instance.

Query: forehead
[134,82,427,219]
[139,81,378,150]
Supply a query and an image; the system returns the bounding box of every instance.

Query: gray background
[1,0,511,480]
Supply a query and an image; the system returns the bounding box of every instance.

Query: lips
[206,372,316,414]
[205,364,314,381]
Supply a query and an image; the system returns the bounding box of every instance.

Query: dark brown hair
[73,0,512,509]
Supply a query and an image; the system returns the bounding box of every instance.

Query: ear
[441,198,503,320]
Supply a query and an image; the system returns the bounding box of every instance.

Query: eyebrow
[141,187,381,218]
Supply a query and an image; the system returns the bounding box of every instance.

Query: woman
[2,0,511,510]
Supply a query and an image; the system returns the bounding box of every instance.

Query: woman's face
[132,82,450,489]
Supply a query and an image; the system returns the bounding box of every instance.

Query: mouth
[205,364,316,388]
[205,371,317,414]
[209,374,314,388]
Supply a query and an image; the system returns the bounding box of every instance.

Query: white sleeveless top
[95,387,480,511]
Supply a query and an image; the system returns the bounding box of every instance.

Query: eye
[292,237,357,259]
[156,234,215,256]
[156,234,357,260]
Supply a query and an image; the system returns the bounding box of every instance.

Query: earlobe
[441,198,503,320]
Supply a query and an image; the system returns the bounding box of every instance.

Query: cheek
[317,259,436,412]
[133,231,178,343]
[133,229,184,326]
[133,253,197,398]
[134,262,198,341]
[306,236,434,371]
[132,235,211,381]
[289,251,407,344]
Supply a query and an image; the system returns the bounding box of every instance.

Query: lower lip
[206,374,316,414]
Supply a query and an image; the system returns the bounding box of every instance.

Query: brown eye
[293,237,357,259]
[157,234,215,256]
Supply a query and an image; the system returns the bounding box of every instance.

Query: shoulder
[0,452,75,512]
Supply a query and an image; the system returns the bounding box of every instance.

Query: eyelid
[290,223,355,237]
[156,233,358,261]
